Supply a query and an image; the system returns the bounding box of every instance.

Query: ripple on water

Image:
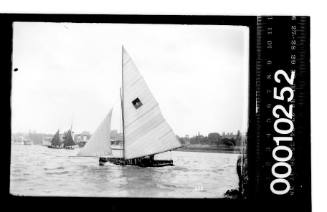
[44,166,65,171]
[45,170,70,175]
[10,145,240,198]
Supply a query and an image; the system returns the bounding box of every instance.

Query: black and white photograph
[10,22,249,198]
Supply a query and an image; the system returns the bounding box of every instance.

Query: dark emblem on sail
[132,97,143,109]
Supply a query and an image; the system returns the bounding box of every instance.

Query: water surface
[10,145,239,198]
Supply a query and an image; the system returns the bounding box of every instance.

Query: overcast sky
[11,22,249,136]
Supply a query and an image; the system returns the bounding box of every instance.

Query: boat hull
[99,157,174,167]
[47,145,63,149]
[48,145,77,150]
[64,146,78,150]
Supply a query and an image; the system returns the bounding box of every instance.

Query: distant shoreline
[175,146,242,154]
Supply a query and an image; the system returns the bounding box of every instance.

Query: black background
[0,14,310,212]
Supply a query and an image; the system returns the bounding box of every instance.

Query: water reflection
[120,165,159,197]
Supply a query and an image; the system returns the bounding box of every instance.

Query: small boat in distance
[62,129,78,150]
[77,46,182,167]
[48,129,63,149]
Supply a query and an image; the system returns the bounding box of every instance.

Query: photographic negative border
[1,14,310,212]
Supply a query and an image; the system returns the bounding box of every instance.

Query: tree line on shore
[12,130,245,148]
[177,130,244,148]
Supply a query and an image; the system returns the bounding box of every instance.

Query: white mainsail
[122,47,182,159]
[77,109,113,157]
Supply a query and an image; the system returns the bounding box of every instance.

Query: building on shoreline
[73,131,91,147]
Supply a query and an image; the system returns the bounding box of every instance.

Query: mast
[70,114,74,131]
[121,45,126,159]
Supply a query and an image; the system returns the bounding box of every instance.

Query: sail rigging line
[127,148,175,160]
[70,113,74,131]
[119,95,122,135]
[169,150,172,160]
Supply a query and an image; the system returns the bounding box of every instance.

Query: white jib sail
[122,47,182,159]
[77,109,113,157]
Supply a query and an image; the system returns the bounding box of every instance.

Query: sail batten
[122,47,182,159]
[77,109,113,157]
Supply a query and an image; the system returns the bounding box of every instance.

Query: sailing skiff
[48,127,77,149]
[77,47,182,167]
[48,129,63,149]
